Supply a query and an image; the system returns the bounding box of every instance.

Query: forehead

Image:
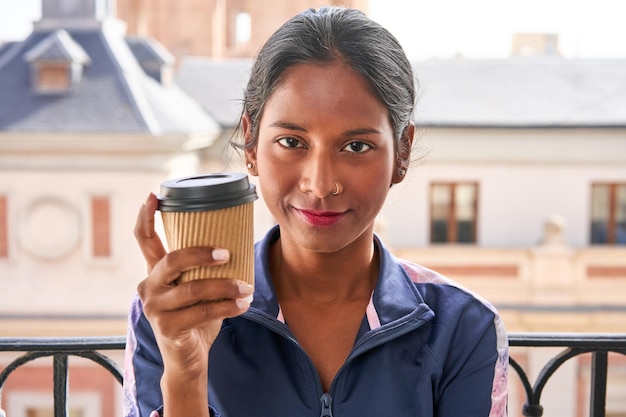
[274,61,379,101]
[261,61,391,131]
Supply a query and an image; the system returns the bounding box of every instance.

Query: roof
[125,36,175,66]
[0,23,218,135]
[24,29,91,64]
[415,58,626,127]
[174,56,626,129]
[175,57,252,128]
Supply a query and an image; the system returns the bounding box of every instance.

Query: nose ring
[331,182,341,195]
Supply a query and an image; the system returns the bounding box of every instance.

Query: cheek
[349,166,392,204]
[256,143,301,188]
[359,159,394,186]
[256,165,292,206]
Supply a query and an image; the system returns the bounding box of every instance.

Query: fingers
[140,263,249,311]
[141,278,254,336]
[170,295,252,329]
[142,246,230,289]
[134,193,166,271]
[137,245,250,310]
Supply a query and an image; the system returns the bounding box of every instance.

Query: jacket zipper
[248,313,334,416]
[320,393,333,417]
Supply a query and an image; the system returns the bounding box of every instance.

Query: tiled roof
[415,58,626,127]
[125,36,175,66]
[175,57,252,128]
[0,25,218,135]
[174,56,626,128]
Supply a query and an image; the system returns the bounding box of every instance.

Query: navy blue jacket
[124,226,508,417]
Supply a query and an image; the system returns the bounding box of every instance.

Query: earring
[331,182,341,195]
[398,169,406,176]
[247,162,254,169]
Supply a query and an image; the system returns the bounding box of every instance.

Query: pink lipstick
[297,209,345,227]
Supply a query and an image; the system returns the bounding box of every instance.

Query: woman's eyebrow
[343,127,381,137]
[269,121,307,131]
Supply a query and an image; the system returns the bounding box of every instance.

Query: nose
[299,149,338,199]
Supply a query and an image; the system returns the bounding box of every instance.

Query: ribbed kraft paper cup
[157,173,258,285]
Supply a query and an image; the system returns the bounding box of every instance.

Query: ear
[391,122,414,184]
[242,113,258,176]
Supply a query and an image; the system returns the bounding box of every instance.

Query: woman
[124,7,508,417]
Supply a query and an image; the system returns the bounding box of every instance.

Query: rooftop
[174,56,626,129]
[0,20,217,136]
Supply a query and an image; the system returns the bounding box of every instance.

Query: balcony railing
[1,333,625,417]
[508,333,626,417]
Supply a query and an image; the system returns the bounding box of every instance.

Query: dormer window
[33,61,71,93]
[24,29,91,94]
[126,36,175,87]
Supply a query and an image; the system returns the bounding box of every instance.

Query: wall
[116,0,369,60]
[382,127,626,248]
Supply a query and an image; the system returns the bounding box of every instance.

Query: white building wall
[1,169,161,316]
[382,127,626,249]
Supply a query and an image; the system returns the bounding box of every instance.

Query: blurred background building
[117,0,368,60]
[0,0,625,416]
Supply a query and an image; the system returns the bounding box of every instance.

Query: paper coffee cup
[157,173,258,284]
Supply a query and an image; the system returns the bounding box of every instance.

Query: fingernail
[212,248,229,261]
[237,281,254,295]
[236,294,253,309]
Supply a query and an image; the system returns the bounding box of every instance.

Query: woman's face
[245,61,410,254]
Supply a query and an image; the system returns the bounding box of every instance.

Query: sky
[1,0,625,60]
[368,0,626,59]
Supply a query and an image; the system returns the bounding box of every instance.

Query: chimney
[34,0,116,31]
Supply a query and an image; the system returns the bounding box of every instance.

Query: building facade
[116,0,369,60]
[0,1,219,416]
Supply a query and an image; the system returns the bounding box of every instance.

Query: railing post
[53,354,69,417]
[522,403,544,417]
[589,351,608,417]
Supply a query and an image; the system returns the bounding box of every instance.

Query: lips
[296,209,346,227]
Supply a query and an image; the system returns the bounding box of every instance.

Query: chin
[297,226,371,254]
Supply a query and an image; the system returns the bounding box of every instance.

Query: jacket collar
[250,225,434,329]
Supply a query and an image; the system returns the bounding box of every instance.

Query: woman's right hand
[133,193,253,380]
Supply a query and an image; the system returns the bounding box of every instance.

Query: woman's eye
[277,137,304,148]
[343,141,371,153]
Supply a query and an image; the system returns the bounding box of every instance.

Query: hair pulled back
[241,7,416,148]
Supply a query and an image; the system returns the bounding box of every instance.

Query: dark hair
[237,6,416,149]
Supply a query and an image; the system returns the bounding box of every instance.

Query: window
[226,11,251,54]
[591,183,626,244]
[430,182,478,243]
[33,62,71,93]
[235,12,251,45]
[91,196,111,257]
[0,195,7,257]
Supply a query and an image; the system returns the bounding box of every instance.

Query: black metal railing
[508,333,626,417]
[0,336,125,417]
[1,333,625,417]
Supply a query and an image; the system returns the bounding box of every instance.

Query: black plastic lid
[157,173,258,212]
